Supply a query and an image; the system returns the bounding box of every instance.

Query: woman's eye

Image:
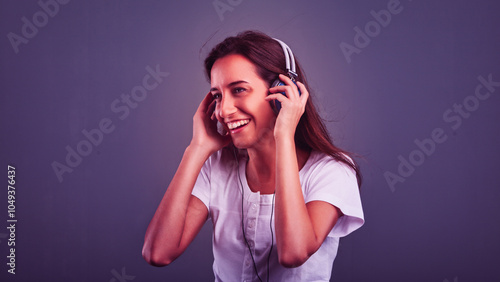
[212,93,222,100]
[233,88,246,94]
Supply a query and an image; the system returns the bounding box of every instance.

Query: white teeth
[227,119,249,130]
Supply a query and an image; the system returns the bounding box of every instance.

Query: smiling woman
[142,30,364,282]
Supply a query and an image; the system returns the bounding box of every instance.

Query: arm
[142,145,209,266]
[267,75,341,267]
[142,93,230,266]
[274,136,341,268]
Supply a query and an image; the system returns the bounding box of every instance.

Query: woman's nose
[219,94,237,119]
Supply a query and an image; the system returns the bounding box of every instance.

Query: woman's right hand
[190,92,231,154]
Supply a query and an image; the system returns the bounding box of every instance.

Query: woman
[142,30,364,281]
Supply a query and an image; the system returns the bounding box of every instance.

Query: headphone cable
[234,148,264,282]
[233,148,275,282]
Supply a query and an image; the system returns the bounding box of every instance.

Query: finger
[278,74,300,99]
[265,93,288,103]
[269,85,298,101]
[278,73,293,84]
[295,81,310,105]
[207,99,216,116]
[269,85,292,94]
[198,92,214,114]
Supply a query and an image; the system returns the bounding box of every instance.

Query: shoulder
[302,151,356,178]
[301,151,364,236]
[202,146,241,176]
[206,147,236,165]
[301,151,359,199]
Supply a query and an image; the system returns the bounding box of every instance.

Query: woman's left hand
[265,74,309,140]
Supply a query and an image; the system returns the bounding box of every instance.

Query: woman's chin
[230,136,254,150]
[231,140,249,150]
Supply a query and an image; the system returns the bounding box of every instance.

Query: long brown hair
[204,30,361,186]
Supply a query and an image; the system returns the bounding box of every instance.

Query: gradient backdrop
[1,0,499,281]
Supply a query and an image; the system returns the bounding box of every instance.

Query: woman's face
[210,54,276,149]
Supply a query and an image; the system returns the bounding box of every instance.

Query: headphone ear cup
[270,79,285,114]
[269,77,302,114]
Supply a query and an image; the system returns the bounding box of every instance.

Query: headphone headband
[273,38,297,79]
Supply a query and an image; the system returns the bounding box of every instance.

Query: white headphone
[270,38,301,113]
[273,38,298,79]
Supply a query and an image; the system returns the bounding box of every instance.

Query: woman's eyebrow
[228,80,249,87]
[210,80,249,92]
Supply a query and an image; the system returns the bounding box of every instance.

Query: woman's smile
[226,119,250,130]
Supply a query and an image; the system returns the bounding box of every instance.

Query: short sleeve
[303,156,364,238]
[191,157,212,211]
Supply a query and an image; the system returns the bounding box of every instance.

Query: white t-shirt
[192,148,364,282]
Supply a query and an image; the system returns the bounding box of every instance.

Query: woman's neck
[246,143,276,194]
[245,143,310,194]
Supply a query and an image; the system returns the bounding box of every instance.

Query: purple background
[1,0,499,281]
